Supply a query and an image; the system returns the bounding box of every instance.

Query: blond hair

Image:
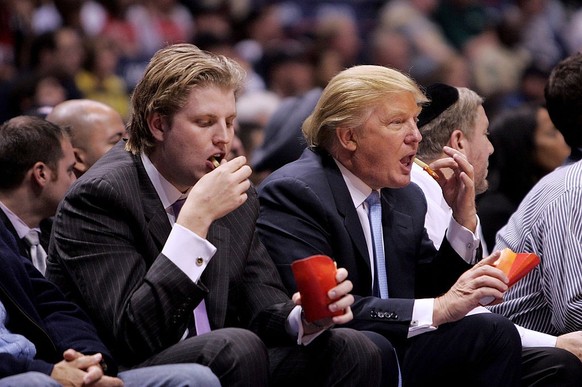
[126,43,246,154]
[302,65,426,152]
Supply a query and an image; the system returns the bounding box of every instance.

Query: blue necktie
[365,191,389,299]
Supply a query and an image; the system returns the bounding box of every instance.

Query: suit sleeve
[48,177,204,364]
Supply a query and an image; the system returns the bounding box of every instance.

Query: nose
[406,118,422,143]
[213,119,233,145]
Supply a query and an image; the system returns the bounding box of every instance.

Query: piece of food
[413,157,439,180]
[291,255,343,322]
[480,248,540,305]
[494,248,540,287]
[210,156,220,168]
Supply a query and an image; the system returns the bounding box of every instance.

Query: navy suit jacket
[46,141,295,367]
[258,148,472,348]
[0,222,116,378]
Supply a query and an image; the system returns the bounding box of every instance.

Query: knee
[169,364,221,387]
[471,313,522,350]
[328,328,383,375]
[202,328,268,385]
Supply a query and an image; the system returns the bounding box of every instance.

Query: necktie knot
[22,229,47,275]
[23,230,40,247]
[172,198,187,217]
[365,191,380,208]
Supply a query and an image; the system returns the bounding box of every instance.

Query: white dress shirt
[410,162,556,347]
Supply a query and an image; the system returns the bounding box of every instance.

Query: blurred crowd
[1,0,581,186]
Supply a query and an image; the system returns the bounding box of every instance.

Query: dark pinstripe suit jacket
[46,141,295,366]
[257,148,473,349]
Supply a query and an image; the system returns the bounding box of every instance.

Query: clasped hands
[51,349,123,386]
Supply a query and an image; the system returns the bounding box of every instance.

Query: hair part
[125,43,246,154]
[0,115,67,190]
[417,87,484,161]
[302,65,427,154]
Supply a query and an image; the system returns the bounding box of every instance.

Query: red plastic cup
[291,255,343,323]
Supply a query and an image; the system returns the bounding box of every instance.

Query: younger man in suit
[257,64,527,386]
[0,116,76,274]
[47,43,385,386]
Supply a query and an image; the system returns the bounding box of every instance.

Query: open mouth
[209,154,223,168]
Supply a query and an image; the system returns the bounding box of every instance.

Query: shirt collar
[334,159,376,209]
[140,153,189,211]
[0,201,36,239]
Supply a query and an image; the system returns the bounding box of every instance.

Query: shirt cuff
[162,224,216,283]
[446,216,480,264]
[465,306,557,348]
[287,306,326,345]
[408,298,437,338]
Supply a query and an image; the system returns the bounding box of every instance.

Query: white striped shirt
[488,160,582,335]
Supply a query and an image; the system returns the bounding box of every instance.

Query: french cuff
[287,305,326,345]
[162,224,216,283]
[408,298,437,338]
[516,325,558,347]
[446,216,480,264]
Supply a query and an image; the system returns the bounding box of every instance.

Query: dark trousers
[133,327,384,387]
[521,346,582,386]
[402,313,522,386]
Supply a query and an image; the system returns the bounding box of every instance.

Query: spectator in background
[0,116,76,275]
[477,103,569,249]
[75,36,130,121]
[46,99,126,178]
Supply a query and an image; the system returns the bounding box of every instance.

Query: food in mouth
[210,156,220,168]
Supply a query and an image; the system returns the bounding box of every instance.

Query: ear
[73,147,88,175]
[31,162,50,188]
[336,126,358,152]
[147,112,167,142]
[448,129,467,152]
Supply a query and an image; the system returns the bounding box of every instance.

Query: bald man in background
[47,99,126,177]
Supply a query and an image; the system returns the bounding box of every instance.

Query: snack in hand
[480,248,540,305]
[291,255,343,322]
[494,248,540,287]
[413,157,439,180]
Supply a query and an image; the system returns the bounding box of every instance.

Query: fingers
[83,364,104,385]
[332,306,353,325]
[292,291,302,306]
[334,267,348,284]
[70,353,103,371]
[62,348,83,361]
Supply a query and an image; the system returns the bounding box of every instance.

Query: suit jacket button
[196,257,204,266]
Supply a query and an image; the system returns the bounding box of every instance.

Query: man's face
[464,105,493,194]
[349,92,422,190]
[82,113,126,169]
[533,107,570,172]
[152,85,237,191]
[45,138,77,216]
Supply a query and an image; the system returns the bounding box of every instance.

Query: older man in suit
[46,43,385,387]
[256,65,527,386]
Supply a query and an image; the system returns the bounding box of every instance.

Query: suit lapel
[133,154,172,252]
[321,153,371,272]
[380,189,415,298]
[0,208,31,259]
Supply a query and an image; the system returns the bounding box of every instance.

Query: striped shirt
[488,160,582,335]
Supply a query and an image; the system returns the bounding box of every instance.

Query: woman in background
[478,103,570,249]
